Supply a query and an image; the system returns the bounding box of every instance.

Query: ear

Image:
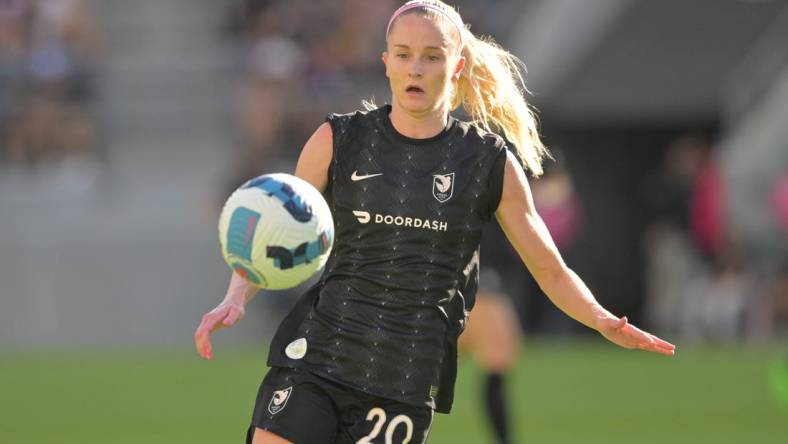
[452,56,466,81]
[382,51,390,78]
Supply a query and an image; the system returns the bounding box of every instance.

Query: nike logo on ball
[351,170,383,181]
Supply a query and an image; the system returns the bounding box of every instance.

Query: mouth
[405,85,425,95]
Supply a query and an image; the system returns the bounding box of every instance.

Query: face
[383,13,465,117]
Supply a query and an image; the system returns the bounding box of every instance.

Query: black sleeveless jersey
[268,105,509,413]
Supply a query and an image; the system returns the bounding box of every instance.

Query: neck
[388,101,449,139]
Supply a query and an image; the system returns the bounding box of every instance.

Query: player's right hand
[194,302,245,360]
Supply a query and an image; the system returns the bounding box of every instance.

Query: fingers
[643,334,676,356]
[194,322,214,360]
[222,304,245,326]
[655,346,676,357]
[194,312,219,360]
[640,339,676,356]
[208,303,232,317]
[627,327,677,357]
[614,321,676,357]
[650,335,676,350]
[601,315,677,357]
[194,306,228,360]
[194,303,246,360]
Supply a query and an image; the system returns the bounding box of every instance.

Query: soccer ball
[218,173,334,289]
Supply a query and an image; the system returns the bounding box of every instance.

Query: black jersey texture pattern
[268,105,509,413]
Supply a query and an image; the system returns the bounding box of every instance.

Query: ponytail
[454,32,549,176]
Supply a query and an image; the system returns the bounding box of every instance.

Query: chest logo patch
[267,386,293,415]
[432,173,455,203]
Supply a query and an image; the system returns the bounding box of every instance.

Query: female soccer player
[194,2,676,443]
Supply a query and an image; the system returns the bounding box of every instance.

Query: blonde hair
[387,0,549,176]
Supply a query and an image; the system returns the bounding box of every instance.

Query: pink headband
[386,1,465,48]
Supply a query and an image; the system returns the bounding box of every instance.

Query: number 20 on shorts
[356,407,415,444]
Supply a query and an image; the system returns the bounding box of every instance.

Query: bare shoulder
[295,122,334,192]
[495,148,540,226]
[501,150,531,199]
[303,122,334,159]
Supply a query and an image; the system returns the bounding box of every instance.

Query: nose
[408,59,424,78]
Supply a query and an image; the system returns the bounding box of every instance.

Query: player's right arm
[194,123,334,360]
[294,122,333,193]
[194,271,259,360]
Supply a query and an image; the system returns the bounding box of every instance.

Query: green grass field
[2,339,786,444]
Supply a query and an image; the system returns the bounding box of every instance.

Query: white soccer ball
[218,173,334,289]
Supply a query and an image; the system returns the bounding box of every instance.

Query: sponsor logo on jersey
[351,170,383,181]
[352,210,371,223]
[285,337,307,359]
[267,386,293,415]
[352,210,448,232]
[432,173,454,203]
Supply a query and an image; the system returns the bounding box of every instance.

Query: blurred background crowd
[1,0,787,346]
[0,0,103,189]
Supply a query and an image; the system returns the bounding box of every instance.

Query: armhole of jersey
[488,144,509,217]
[324,114,344,195]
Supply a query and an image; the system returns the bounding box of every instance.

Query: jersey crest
[432,173,455,203]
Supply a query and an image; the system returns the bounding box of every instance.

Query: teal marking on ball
[227,207,261,261]
[230,261,263,286]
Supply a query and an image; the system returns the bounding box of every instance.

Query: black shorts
[246,366,434,444]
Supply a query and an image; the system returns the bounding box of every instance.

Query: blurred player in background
[459,221,523,444]
[195,1,676,443]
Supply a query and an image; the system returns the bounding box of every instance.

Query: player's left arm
[495,151,675,356]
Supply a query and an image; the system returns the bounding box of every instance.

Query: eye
[396,53,409,59]
[428,55,441,62]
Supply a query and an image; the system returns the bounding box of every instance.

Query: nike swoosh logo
[351,170,383,181]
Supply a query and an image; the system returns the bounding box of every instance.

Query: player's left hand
[596,316,676,357]
[193,302,245,361]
